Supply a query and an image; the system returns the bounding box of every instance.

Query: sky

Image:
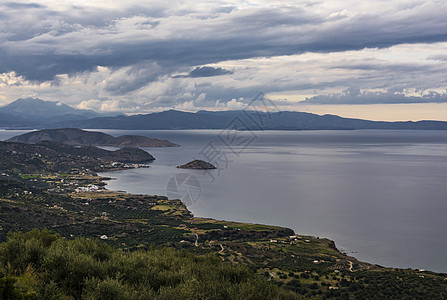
[1,0,447,120]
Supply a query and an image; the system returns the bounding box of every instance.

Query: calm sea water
[2,129,447,273]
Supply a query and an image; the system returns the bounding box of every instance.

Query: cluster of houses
[270,235,307,245]
[110,162,150,169]
[75,184,99,193]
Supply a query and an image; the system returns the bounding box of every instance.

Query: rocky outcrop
[105,147,155,163]
[0,140,155,174]
[112,135,179,147]
[177,160,217,170]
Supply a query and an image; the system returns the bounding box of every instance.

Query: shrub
[0,230,300,299]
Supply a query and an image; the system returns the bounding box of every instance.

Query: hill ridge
[60,109,447,130]
[6,128,179,147]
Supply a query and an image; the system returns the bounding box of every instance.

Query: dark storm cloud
[3,2,45,9]
[175,67,233,78]
[2,1,447,94]
[103,62,170,95]
[428,54,447,61]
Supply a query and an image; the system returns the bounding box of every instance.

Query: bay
[98,129,447,273]
[2,129,447,272]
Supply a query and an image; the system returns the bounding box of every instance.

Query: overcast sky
[1,0,447,120]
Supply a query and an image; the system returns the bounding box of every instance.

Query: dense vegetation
[0,140,153,175]
[0,229,299,299]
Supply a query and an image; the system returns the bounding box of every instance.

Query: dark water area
[2,129,447,272]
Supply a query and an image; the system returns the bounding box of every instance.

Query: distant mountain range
[2,98,447,130]
[0,98,119,128]
[65,109,447,130]
[6,128,179,147]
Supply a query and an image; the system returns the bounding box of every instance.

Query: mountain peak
[0,98,120,125]
[2,98,83,118]
[7,97,66,106]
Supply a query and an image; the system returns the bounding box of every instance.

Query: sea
[1,129,447,273]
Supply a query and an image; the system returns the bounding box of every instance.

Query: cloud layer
[1,0,447,111]
[304,88,447,105]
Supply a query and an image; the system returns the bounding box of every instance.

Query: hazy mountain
[63,110,447,130]
[0,112,42,128]
[2,98,447,130]
[6,128,179,147]
[0,98,120,128]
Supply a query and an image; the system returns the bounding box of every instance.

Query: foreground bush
[0,229,299,299]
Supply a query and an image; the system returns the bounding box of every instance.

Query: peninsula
[0,140,155,175]
[6,128,179,147]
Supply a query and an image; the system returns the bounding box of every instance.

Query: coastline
[96,169,377,273]
[97,165,446,275]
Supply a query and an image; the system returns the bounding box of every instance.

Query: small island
[177,160,217,170]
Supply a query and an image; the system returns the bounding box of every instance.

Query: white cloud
[77,99,102,111]
[216,98,246,110]
[0,72,26,87]
[77,99,139,112]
